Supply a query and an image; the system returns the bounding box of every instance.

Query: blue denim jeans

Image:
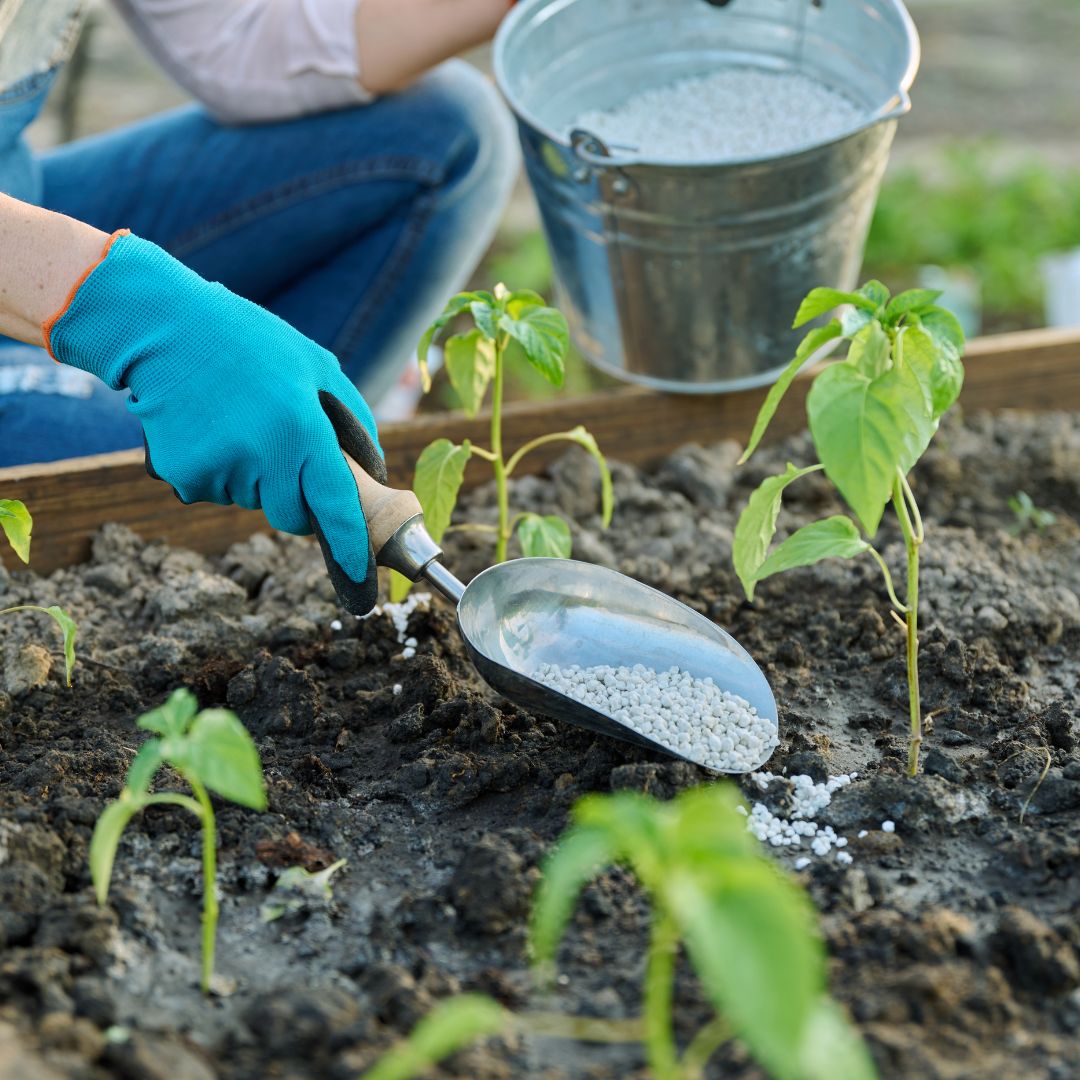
[0,60,518,466]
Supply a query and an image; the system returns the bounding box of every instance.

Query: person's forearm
[0,194,110,348]
[356,0,511,94]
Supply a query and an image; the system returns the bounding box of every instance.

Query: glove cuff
[43,229,131,370]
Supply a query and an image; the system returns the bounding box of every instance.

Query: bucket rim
[493,0,921,170]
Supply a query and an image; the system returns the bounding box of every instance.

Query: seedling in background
[391,286,613,599]
[1008,491,1056,534]
[362,786,877,1080]
[0,498,78,685]
[89,689,267,993]
[261,859,347,922]
[734,281,966,777]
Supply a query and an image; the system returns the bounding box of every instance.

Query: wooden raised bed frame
[3,327,1079,575]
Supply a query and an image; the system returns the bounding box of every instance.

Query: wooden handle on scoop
[344,453,423,555]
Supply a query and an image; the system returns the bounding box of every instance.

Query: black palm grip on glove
[313,391,388,616]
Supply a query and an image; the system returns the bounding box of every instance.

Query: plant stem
[643,911,680,1080]
[866,547,908,616]
[893,474,923,778]
[504,430,580,476]
[491,334,511,563]
[141,792,205,818]
[187,775,218,994]
[680,1015,731,1079]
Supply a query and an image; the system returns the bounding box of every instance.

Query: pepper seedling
[734,281,966,777]
[391,286,613,599]
[89,689,267,993]
[1008,491,1056,534]
[0,498,78,685]
[361,785,876,1080]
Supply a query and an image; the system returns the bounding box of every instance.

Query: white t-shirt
[0,0,370,123]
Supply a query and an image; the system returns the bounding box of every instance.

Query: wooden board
[3,327,1079,575]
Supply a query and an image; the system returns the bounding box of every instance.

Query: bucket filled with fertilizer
[494,0,920,392]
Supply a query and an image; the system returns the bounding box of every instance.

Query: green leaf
[795,998,880,1080]
[499,303,569,386]
[415,291,493,391]
[504,288,547,308]
[792,288,876,328]
[807,361,937,536]
[739,322,842,464]
[42,606,77,686]
[883,288,942,325]
[0,499,32,563]
[531,827,615,972]
[668,785,760,863]
[185,708,267,810]
[138,688,199,738]
[444,330,496,418]
[125,740,164,796]
[732,463,823,601]
[89,796,144,905]
[560,426,615,527]
[670,862,825,1080]
[359,995,509,1080]
[516,514,572,559]
[470,299,500,341]
[903,323,964,419]
[856,280,891,310]
[413,438,473,544]
[754,517,869,583]
[572,792,668,888]
[847,320,891,379]
[919,305,966,356]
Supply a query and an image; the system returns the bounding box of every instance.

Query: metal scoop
[349,458,778,773]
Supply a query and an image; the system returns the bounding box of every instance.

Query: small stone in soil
[882,820,896,833]
[532,661,776,773]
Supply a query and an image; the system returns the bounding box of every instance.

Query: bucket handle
[570,128,641,170]
[871,90,913,125]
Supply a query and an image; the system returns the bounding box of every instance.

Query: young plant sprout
[362,786,877,1080]
[1008,490,1056,534]
[0,498,78,685]
[89,689,267,993]
[391,285,613,599]
[734,281,966,777]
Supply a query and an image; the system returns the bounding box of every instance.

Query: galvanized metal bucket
[493,0,920,393]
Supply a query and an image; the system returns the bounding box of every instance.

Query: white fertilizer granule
[572,67,863,163]
[746,772,857,864]
[532,662,777,773]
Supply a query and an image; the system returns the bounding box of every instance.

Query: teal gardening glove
[45,231,385,614]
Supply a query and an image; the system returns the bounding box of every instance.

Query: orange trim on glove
[42,229,131,361]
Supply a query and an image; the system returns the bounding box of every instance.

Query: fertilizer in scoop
[533,661,776,773]
[572,68,863,161]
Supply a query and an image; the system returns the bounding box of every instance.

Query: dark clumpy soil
[1,409,1079,1079]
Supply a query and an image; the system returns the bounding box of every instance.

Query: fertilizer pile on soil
[532,661,776,772]
[572,67,864,161]
[1,409,1079,1078]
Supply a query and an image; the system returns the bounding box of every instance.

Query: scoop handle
[342,452,452,590]
[344,453,423,553]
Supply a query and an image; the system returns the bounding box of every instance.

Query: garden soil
[1,409,1078,1080]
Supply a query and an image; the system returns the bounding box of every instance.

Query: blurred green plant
[361,785,877,1080]
[1,498,78,685]
[1008,491,1057,534]
[865,142,1080,327]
